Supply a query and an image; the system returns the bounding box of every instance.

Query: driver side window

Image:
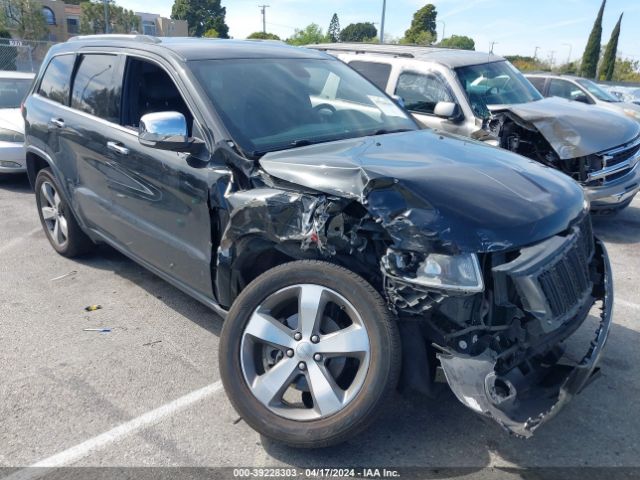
[395,71,454,115]
[548,79,585,102]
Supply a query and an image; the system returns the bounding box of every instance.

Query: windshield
[455,61,543,118]
[0,78,32,108]
[576,79,621,103]
[189,58,417,156]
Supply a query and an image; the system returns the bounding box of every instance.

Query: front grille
[587,136,640,186]
[536,217,594,318]
[493,216,595,329]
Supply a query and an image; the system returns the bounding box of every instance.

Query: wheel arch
[25,148,53,190]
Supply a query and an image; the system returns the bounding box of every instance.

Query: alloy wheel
[40,181,68,248]
[240,284,371,421]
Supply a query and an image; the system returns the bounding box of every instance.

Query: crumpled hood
[490,97,640,159]
[260,130,585,253]
[0,109,25,134]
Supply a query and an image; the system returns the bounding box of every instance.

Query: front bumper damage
[437,239,613,437]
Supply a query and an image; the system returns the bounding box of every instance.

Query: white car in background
[0,71,34,174]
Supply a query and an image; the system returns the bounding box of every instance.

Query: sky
[120,0,640,63]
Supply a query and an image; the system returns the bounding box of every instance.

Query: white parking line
[0,227,42,255]
[4,381,224,480]
[617,299,640,311]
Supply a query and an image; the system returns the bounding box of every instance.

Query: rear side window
[527,76,546,93]
[349,61,392,91]
[71,54,123,123]
[38,55,75,105]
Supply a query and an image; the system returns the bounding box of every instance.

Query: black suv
[23,36,612,447]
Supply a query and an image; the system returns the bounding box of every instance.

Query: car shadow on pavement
[73,244,223,337]
[592,206,640,244]
[0,173,31,192]
[261,318,640,475]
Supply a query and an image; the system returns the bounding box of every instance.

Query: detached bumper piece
[438,237,613,437]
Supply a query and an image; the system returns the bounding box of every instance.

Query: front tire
[35,168,94,257]
[219,260,400,448]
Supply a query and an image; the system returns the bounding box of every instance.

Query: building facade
[3,0,187,42]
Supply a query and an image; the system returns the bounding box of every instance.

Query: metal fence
[0,39,58,73]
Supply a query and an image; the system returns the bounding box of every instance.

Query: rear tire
[35,168,94,257]
[219,260,400,448]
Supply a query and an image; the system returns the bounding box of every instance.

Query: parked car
[0,71,34,174]
[526,73,640,122]
[24,36,612,447]
[311,44,640,214]
[603,85,640,105]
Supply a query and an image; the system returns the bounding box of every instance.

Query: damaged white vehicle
[312,44,640,214]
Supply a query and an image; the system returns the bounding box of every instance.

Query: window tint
[349,61,392,91]
[38,55,75,105]
[527,76,546,93]
[71,54,123,123]
[548,79,584,101]
[395,71,454,115]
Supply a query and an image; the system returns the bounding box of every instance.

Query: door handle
[107,141,129,156]
[49,117,65,128]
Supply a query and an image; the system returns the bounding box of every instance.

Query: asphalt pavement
[1,173,639,479]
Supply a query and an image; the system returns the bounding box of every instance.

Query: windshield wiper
[371,128,413,136]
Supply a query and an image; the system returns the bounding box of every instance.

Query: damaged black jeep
[24,36,612,448]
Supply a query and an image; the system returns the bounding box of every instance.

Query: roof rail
[68,34,161,44]
[310,43,415,58]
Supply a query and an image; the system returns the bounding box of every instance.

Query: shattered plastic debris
[84,305,103,312]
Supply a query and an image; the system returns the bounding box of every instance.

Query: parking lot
[1,171,639,478]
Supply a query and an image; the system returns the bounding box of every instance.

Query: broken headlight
[413,253,484,293]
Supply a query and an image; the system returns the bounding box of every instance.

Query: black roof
[50,35,331,61]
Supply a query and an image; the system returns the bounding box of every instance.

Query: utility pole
[103,0,110,33]
[259,5,269,34]
[380,0,386,44]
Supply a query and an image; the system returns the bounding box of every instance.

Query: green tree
[286,23,326,46]
[438,35,475,50]
[0,29,17,70]
[340,22,377,42]
[247,31,280,40]
[171,0,229,38]
[600,12,622,81]
[612,57,640,82]
[203,28,219,38]
[327,13,340,42]
[1,0,48,40]
[580,0,606,79]
[403,4,437,44]
[79,1,139,35]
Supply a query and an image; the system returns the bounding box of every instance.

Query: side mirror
[139,111,190,151]
[391,94,405,108]
[573,94,591,105]
[434,101,460,120]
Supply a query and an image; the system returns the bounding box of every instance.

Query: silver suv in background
[526,73,640,122]
[311,44,640,214]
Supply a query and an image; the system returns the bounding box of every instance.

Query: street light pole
[380,0,386,44]
[490,41,498,54]
[534,46,540,59]
[103,0,110,34]
[562,43,573,64]
[437,20,445,41]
